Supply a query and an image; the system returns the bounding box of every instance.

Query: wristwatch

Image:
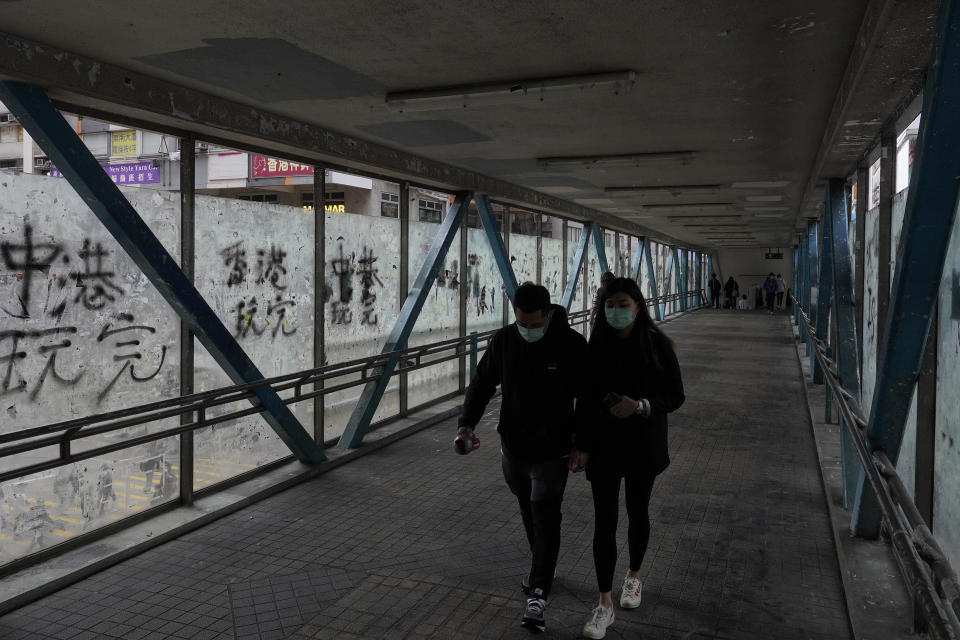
[634,398,650,417]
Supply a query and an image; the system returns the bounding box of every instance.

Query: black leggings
[590,468,657,593]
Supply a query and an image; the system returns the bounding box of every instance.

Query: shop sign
[51,161,159,184]
[251,154,314,178]
[111,130,137,156]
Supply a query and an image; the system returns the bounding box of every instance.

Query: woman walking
[580,277,685,639]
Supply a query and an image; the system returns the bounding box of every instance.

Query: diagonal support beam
[339,192,470,448]
[853,0,960,537]
[591,224,610,274]
[645,238,663,321]
[475,194,519,300]
[631,237,645,282]
[825,179,864,507]
[0,81,324,463]
[562,223,591,311]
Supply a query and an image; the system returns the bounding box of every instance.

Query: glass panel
[860,205,880,418]
[407,189,460,410]
[465,202,504,339]
[934,198,960,568]
[541,215,564,304]
[193,150,314,488]
[566,221,586,335]
[0,120,181,565]
[618,234,632,278]
[323,181,401,440]
[507,207,538,324]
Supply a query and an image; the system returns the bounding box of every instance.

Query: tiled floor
[0,310,851,639]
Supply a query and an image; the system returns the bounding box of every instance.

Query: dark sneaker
[521,589,547,632]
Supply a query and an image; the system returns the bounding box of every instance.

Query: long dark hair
[591,277,674,364]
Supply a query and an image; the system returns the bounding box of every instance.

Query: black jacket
[459,305,590,461]
[584,324,685,476]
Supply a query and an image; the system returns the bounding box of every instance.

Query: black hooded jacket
[585,322,685,476]
[459,304,590,461]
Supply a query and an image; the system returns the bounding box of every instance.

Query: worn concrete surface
[0,309,852,639]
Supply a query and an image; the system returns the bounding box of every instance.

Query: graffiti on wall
[1,222,168,406]
[218,240,299,338]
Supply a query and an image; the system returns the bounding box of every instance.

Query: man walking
[456,282,590,633]
[763,273,778,313]
[708,273,722,309]
[776,273,787,309]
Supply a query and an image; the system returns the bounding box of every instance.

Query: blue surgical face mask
[517,324,546,343]
[605,307,636,330]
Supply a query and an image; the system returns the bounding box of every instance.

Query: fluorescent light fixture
[537,150,695,169]
[385,71,636,112]
[752,213,788,218]
[746,195,784,202]
[731,181,789,188]
[604,184,721,194]
[745,206,789,211]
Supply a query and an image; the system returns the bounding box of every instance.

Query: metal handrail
[0,291,703,484]
[793,297,960,638]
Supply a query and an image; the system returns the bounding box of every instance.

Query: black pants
[777,292,784,307]
[590,466,657,593]
[765,292,776,311]
[711,293,720,308]
[501,449,569,598]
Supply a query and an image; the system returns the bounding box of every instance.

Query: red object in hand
[454,430,479,455]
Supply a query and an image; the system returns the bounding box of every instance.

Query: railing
[793,298,960,639]
[0,290,703,573]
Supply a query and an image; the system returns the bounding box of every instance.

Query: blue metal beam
[853,0,960,537]
[825,179,863,508]
[631,236,644,282]
[805,223,819,355]
[474,194,519,301]
[591,224,610,274]
[561,223,591,312]
[0,81,324,463]
[340,192,470,448]
[643,237,662,320]
[813,217,833,384]
[662,246,675,316]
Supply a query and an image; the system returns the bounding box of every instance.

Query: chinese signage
[51,162,160,184]
[251,155,314,178]
[111,130,137,156]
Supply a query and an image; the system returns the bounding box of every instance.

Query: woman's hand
[609,396,639,419]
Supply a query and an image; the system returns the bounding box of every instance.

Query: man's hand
[609,395,640,419]
[569,447,589,472]
[457,427,480,450]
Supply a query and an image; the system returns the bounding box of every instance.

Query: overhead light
[385,70,637,112]
[731,181,789,188]
[746,195,784,202]
[537,150,695,169]
[682,223,743,227]
[745,206,789,211]
[667,214,742,221]
[604,184,722,194]
[752,213,788,218]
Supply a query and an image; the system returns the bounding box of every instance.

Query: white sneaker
[582,604,614,639]
[619,576,642,609]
